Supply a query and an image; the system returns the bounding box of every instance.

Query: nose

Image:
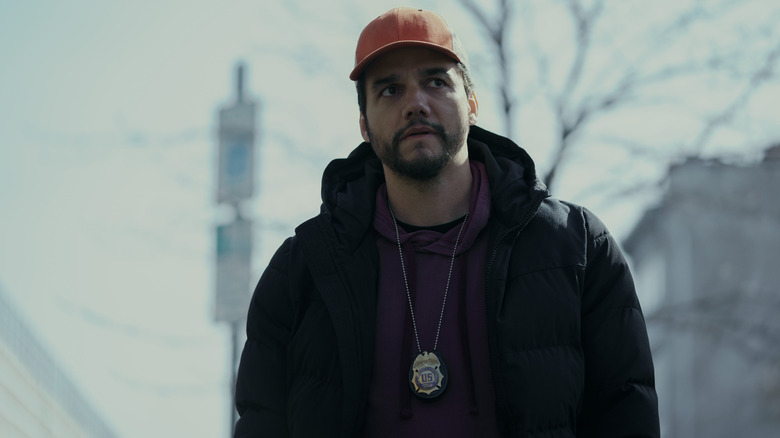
[402,85,430,119]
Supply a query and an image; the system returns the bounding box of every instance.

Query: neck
[385,156,472,227]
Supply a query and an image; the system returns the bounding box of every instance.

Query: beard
[368,118,468,181]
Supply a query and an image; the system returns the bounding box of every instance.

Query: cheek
[457,105,473,126]
[367,114,391,138]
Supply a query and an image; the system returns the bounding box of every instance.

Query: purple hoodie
[363,161,501,438]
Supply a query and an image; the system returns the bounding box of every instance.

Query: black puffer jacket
[234,126,659,437]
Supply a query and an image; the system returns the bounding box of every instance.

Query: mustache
[392,119,447,145]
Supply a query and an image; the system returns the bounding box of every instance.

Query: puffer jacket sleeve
[577,209,659,437]
[234,238,296,438]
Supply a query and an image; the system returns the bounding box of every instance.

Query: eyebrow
[422,67,450,77]
[369,66,454,93]
[370,74,399,93]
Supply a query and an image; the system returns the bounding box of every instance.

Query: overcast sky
[1,1,778,437]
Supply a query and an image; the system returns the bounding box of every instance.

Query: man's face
[359,47,478,181]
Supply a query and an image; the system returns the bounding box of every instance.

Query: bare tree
[457,0,780,194]
[458,0,516,139]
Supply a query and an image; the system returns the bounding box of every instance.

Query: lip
[402,126,435,140]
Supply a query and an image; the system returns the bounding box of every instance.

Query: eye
[381,85,400,97]
[429,78,446,88]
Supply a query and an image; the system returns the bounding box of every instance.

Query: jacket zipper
[484,196,544,434]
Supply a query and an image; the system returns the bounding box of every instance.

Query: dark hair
[356,62,474,117]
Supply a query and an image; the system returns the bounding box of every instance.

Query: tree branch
[691,41,780,153]
[459,0,516,138]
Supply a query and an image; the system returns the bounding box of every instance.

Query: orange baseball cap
[349,7,469,80]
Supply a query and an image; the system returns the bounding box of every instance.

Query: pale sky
[0,1,778,437]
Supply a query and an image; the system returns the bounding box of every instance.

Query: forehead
[363,47,459,81]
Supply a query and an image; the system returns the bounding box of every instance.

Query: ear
[467,91,479,126]
[359,113,370,142]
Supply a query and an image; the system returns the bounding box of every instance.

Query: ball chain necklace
[389,206,468,399]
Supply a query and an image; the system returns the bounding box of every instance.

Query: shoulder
[525,198,589,241]
[532,199,613,241]
[513,199,620,269]
[266,235,302,271]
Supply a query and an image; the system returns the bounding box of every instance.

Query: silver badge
[409,351,448,399]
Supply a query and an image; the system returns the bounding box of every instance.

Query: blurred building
[0,287,119,438]
[625,145,780,437]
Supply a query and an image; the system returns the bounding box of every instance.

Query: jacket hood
[314,126,550,250]
[466,126,549,227]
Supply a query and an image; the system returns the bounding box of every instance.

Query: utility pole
[213,62,258,438]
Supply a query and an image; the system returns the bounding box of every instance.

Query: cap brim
[349,40,463,81]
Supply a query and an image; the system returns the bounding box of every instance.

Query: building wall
[0,289,119,438]
[0,342,90,437]
[626,152,780,437]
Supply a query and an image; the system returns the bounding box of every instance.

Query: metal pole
[230,321,240,437]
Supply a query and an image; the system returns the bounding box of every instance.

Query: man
[234,7,659,438]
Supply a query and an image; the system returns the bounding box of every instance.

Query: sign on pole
[217,101,257,204]
[215,218,253,322]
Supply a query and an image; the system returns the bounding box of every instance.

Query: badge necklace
[389,207,468,399]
